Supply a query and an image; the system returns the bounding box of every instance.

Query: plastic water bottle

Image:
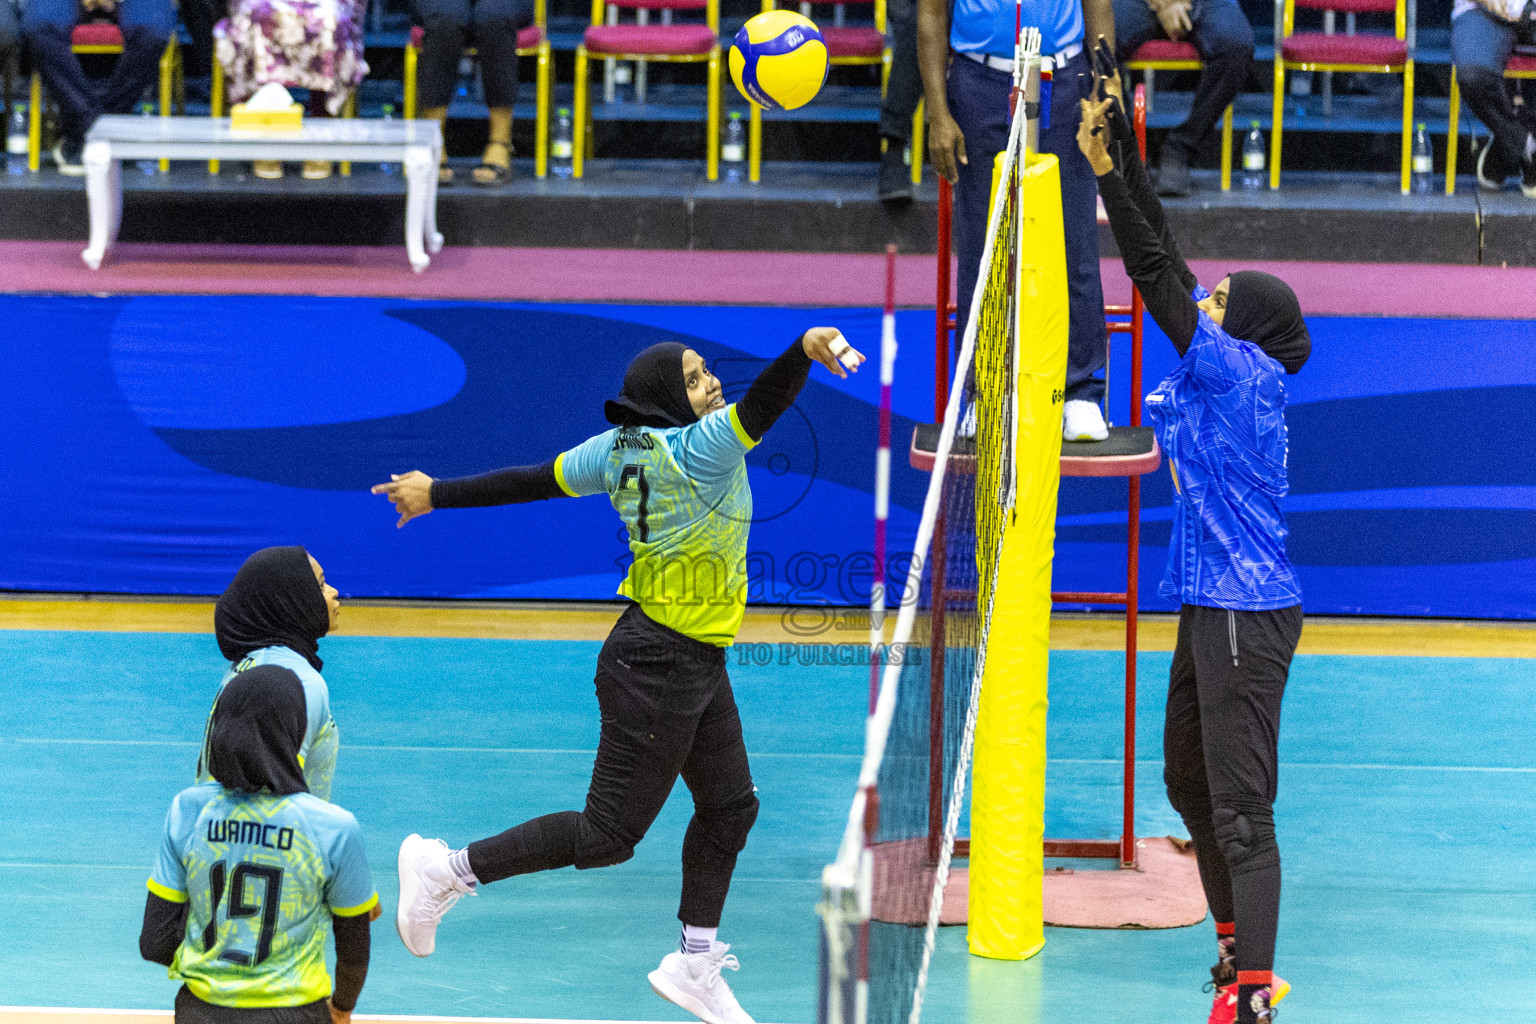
[380,103,396,175]
[552,107,574,178]
[136,103,159,175]
[1412,122,1433,194]
[723,111,745,183]
[6,104,27,176]
[1242,121,1265,190]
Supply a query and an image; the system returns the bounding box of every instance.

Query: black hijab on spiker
[603,342,699,429]
[207,664,309,796]
[1223,271,1312,374]
[215,546,330,672]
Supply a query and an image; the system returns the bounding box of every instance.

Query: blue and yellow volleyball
[729,10,829,111]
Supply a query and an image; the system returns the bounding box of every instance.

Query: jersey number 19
[204,861,284,966]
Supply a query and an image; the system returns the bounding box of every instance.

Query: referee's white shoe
[648,941,757,1024]
[396,833,474,957]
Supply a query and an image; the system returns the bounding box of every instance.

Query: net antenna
[817,34,1042,1024]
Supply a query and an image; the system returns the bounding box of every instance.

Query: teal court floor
[1,623,1533,1023]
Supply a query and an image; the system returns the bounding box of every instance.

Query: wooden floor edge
[0,1011,784,1024]
[0,597,1531,657]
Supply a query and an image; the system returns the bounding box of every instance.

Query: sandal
[471,141,512,185]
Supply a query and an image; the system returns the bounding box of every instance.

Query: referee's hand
[371,471,435,528]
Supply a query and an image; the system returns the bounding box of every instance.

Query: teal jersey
[556,404,758,646]
[148,782,378,1008]
[198,647,338,801]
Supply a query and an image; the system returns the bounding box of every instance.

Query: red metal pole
[928,181,954,865]
[936,177,953,420]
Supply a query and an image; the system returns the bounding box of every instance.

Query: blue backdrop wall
[3,295,1532,618]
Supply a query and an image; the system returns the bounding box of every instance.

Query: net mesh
[818,71,1030,1024]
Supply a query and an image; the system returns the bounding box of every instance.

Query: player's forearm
[916,0,951,117]
[139,892,186,967]
[1096,170,1198,353]
[736,336,813,441]
[1083,0,1116,54]
[330,914,371,1011]
[429,461,567,508]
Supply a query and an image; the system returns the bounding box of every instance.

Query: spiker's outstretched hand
[803,327,866,379]
[371,471,435,528]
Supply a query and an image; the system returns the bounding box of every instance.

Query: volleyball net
[817,29,1069,1024]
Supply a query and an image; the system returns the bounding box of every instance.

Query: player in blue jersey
[141,665,379,1024]
[372,329,863,1024]
[197,547,342,802]
[1080,55,1308,1024]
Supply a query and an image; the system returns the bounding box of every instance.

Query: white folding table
[81,116,445,272]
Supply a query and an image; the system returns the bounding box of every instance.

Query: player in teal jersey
[142,666,378,1024]
[372,329,863,1024]
[196,547,342,801]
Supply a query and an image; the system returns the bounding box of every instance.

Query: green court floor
[1,630,1531,1023]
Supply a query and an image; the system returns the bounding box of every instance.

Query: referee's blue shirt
[950,0,1083,58]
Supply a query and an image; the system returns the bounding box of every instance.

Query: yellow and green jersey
[148,782,377,1008]
[198,646,338,802]
[556,404,758,646]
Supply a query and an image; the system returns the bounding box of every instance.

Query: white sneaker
[648,941,757,1024]
[1063,399,1109,442]
[396,833,474,957]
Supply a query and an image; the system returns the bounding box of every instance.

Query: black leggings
[174,987,328,1024]
[411,0,534,109]
[468,603,760,929]
[1164,603,1303,978]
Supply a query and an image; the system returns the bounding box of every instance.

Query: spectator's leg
[877,0,922,199]
[1111,0,1161,65]
[0,1,19,81]
[1172,0,1252,173]
[100,0,175,116]
[1040,51,1107,407]
[946,55,1014,352]
[470,0,531,182]
[1451,7,1522,185]
[413,0,474,112]
[178,0,218,79]
[22,0,98,146]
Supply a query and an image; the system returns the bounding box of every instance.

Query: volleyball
[729,10,829,111]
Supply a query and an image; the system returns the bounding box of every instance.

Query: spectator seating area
[2,0,1527,188]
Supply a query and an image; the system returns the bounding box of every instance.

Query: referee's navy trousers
[948,49,1108,405]
[469,603,759,928]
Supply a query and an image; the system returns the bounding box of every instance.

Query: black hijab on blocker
[604,342,700,429]
[207,664,309,796]
[215,546,330,672]
[1222,271,1312,374]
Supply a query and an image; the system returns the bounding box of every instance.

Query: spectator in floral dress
[216,0,369,179]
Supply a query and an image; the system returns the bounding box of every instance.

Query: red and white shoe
[1207,976,1290,1024]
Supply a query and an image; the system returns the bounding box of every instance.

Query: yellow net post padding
[967,148,1069,961]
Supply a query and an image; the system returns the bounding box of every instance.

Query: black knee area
[1458,64,1502,94]
[1211,795,1278,876]
[571,815,636,870]
[1205,35,1252,68]
[1166,782,1212,828]
[704,791,759,853]
[472,15,519,36]
[422,12,469,36]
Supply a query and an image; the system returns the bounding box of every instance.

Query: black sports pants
[174,987,328,1024]
[1164,602,1303,978]
[468,603,760,929]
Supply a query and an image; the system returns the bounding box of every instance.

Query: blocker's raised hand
[371,470,435,528]
[802,327,866,379]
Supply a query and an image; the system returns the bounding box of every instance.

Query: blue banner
[2,295,1530,618]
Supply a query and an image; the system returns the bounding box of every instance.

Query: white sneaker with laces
[648,941,757,1024]
[396,833,474,957]
[1063,399,1109,442]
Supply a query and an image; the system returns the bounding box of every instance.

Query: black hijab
[603,342,699,428]
[207,664,309,796]
[1222,271,1312,374]
[215,546,329,672]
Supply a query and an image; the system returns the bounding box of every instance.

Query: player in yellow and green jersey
[196,547,343,803]
[141,665,378,1024]
[372,328,864,1024]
